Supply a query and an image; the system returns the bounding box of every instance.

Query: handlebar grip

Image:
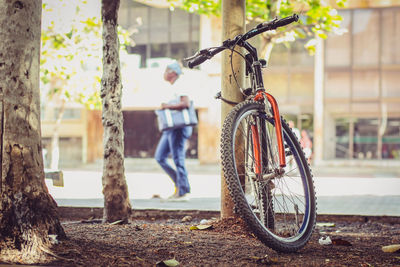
[273,14,299,28]
[188,55,208,69]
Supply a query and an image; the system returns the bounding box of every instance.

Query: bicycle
[184,14,316,252]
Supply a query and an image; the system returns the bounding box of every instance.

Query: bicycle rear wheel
[221,100,316,252]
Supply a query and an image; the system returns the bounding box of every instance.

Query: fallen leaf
[317,222,336,227]
[382,244,400,253]
[189,224,213,230]
[332,238,352,246]
[156,258,180,266]
[110,220,124,225]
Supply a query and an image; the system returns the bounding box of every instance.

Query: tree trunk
[101,0,131,223]
[260,37,274,63]
[50,98,66,170]
[221,0,245,219]
[0,0,66,264]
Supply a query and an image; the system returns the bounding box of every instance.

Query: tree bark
[221,0,245,218]
[0,0,65,264]
[101,0,131,223]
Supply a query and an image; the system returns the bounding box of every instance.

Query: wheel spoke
[221,101,316,252]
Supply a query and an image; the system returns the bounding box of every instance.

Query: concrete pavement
[46,158,400,217]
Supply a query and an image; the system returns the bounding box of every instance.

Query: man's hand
[161,96,190,110]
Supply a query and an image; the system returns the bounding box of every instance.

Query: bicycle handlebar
[256,14,299,30]
[186,47,225,68]
[185,14,299,68]
[187,55,208,69]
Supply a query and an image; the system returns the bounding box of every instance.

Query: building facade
[41,0,400,169]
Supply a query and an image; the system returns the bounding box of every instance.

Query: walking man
[155,61,192,201]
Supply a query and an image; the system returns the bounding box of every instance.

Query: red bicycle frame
[252,91,286,170]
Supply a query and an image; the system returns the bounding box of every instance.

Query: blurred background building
[41,0,400,171]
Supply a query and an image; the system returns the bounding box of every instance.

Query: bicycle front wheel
[221,100,316,252]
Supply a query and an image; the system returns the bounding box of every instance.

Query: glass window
[325,71,351,99]
[352,70,379,99]
[188,41,199,60]
[40,105,46,120]
[353,10,379,67]
[54,108,81,120]
[382,70,400,97]
[191,14,200,42]
[150,8,168,43]
[386,103,400,115]
[171,43,189,64]
[122,2,200,67]
[396,9,400,64]
[335,118,350,158]
[326,103,350,114]
[326,10,351,67]
[263,72,289,102]
[353,118,378,159]
[128,45,146,67]
[150,43,167,58]
[351,102,380,115]
[381,9,400,65]
[289,73,314,103]
[291,38,313,66]
[171,9,189,43]
[382,118,400,159]
[129,6,149,45]
[269,43,289,66]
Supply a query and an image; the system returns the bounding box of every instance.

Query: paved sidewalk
[47,159,400,217]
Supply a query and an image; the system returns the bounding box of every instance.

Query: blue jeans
[155,126,192,196]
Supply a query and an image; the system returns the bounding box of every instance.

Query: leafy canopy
[41,0,131,110]
[168,0,347,55]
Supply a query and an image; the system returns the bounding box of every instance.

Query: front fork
[252,91,286,174]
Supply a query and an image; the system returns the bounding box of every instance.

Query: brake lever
[183,52,200,62]
[256,17,278,29]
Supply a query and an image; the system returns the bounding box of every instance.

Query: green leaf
[66,30,73,39]
[317,32,328,39]
[64,91,71,99]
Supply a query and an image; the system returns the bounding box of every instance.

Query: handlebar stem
[242,41,265,91]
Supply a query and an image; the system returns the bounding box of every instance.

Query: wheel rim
[232,108,312,243]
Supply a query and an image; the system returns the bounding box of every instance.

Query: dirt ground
[44,208,400,266]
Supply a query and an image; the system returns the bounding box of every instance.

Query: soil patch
[19,208,400,266]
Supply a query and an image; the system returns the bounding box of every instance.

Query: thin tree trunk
[0,0,65,264]
[260,38,274,63]
[101,0,131,223]
[221,0,245,219]
[50,98,66,170]
[270,0,282,18]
